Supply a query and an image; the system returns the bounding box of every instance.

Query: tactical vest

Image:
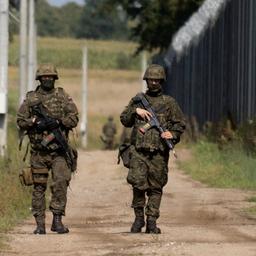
[26,87,69,151]
[131,94,171,152]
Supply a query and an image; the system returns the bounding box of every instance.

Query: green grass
[0,89,32,238]
[247,196,256,202]
[9,36,142,70]
[179,140,256,189]
[244,206,256,216]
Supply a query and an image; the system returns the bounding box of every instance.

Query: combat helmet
[35,63,59,80]
[143,64,166,81]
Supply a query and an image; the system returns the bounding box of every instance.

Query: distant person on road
[120,64,185,234]
[101,115,117,150]
[17,63,79,235]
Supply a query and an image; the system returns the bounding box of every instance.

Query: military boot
[130,207,145,233]
[145,217,161,234]
[33,216,46,235]
[51,214,69,234]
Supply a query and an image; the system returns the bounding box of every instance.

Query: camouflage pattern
[120,127,132,145]
[143,64,166,81]
[17,79,78,219]
[35,63,59,80]
[17,86,78,152]
[129,148,168,218]
[101,117,117,149]
[31,151,71,217]
[120,89,185,219]
[120,91,186,152]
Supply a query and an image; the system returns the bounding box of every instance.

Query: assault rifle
[31,103,74,169]
[134,93,177,158]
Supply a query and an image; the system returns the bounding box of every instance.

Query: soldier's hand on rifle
[161,131,173,139]
[136,108,152,121]
[35,117,59,132]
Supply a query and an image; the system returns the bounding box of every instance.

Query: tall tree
[36,0,82,38]
[36,0,63,37]
[105,0,204,53]
[76,0,129,40]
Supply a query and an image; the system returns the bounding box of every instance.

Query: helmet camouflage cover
[35,63,59,80]
[143,64,166,81]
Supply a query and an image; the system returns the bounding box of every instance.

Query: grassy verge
[245,196,256,217]
[179,140,256,218]
[0,89,32,247]
[179,140,256,189]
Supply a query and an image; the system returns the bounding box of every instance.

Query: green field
[9,36,142,70]
[0,88,31,243]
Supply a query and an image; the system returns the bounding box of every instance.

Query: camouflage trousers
[30,150,71,218]
[127,148,169,218]
[104,136,115,150]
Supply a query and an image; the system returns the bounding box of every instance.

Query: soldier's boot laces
[33,218,46,235]
[145,219,161,234]
[131,217,145,233]
[51,214,69,234]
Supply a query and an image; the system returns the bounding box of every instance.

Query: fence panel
[164,0,256,127]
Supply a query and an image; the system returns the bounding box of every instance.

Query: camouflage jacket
[120,90,186,152]
[102,121,117,138]
[17,86,79,151]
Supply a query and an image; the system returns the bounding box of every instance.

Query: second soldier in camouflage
[120,64,185,234]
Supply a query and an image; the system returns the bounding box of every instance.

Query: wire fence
[164,0,256,127]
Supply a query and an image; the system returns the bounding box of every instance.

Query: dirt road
[1,149,256,256]
[5,68,256,255]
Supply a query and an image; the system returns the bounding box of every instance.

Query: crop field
[9,36,143,70]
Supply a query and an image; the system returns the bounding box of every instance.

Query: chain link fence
[164,0,256,127]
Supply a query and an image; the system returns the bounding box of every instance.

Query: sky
[47,0,85,7]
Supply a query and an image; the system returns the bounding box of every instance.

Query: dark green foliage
[34,0,129,40]
[21,0,204,52]
[36,1,83,37]
[106,0,204,53]
[76,0,129,40]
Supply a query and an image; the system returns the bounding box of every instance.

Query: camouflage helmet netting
[35,63,59,80]
[143,64,166,81]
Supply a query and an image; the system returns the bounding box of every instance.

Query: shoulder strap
[25,89,41,107]
[55,87,66,97]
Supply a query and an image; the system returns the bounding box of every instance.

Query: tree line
[10,0,204,54]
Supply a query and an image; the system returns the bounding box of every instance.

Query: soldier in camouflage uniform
[101,115,117,150]
[120,64,185,234]
[17,63,79,234]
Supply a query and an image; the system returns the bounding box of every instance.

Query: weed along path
[1,149,256,256]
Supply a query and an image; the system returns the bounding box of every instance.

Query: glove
[36,117,59,132]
